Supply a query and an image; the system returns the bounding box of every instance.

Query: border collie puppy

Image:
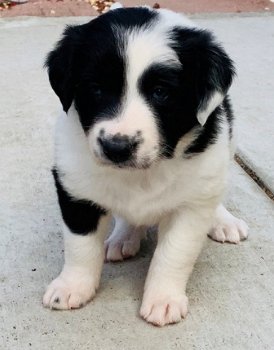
[43,6,248,326]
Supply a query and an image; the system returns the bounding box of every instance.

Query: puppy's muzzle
[98,134,138,165]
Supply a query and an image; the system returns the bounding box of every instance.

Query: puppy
[43,6,248,326]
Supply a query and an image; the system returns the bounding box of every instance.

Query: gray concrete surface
[1,15,274,350]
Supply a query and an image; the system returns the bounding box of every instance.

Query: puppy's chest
[90,166,187,225]
[56,115,191,224]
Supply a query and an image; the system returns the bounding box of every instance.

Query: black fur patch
[139,63,197,157]
[45,7,157,131]
[222,96,234,139]
[52,169,106,235]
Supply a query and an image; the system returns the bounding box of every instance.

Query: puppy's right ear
[45,25,81,112]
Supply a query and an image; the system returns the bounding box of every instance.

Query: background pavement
[0,13,274,350]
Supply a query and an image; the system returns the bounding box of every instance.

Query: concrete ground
[0,12,274,350]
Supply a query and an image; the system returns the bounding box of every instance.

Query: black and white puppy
[43,6,248,326]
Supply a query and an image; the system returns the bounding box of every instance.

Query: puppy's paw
[43,270,97,310]
[104,229,142,262]
[140,294,188,327]
[209,206,249,244]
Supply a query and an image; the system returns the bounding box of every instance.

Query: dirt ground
[1,0,274,17]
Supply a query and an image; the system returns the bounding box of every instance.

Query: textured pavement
[0,14,274,350]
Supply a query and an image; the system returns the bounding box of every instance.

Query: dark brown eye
[152,86,168,102]
[90,85,102,98]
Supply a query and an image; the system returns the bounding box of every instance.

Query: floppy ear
[45,25,81,112]
[174,28,235,126]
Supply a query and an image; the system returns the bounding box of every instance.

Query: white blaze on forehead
[123,9,197,95]
[104,15,189,162]
[118,23,178,159]
[112,8,197,96]
[125,27,180,94]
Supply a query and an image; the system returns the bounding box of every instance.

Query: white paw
[140,294,188,327]
[104,228,143,262]
[209,206,249,244]
[43,270,97,310]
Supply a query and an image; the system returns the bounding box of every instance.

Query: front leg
[140,206,214,326]
[43,170,110,310]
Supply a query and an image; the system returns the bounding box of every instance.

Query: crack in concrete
[235,154,274,202]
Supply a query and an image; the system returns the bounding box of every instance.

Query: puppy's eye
[152,86,168,102]
[90,84,102,98]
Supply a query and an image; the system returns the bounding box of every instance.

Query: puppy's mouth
[93,149,153,170]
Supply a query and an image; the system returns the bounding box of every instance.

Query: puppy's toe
[122,239,140,258]
[140,294,188,327]
[104,237,140,262]
[209,207,249,244]
[104,241,124,261]
[43,273,96,310]
[209,218,248,244]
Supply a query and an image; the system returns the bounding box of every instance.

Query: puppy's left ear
[174,28,235,126]
[45,25,81,112]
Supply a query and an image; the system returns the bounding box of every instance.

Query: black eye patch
[138,62,199,158]
[74,51,125,131]
[76,81,103,101]
[139,63,182,106]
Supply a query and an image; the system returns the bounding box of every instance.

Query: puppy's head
[46,8,234,169]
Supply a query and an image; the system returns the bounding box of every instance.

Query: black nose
[98,135,137,164]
